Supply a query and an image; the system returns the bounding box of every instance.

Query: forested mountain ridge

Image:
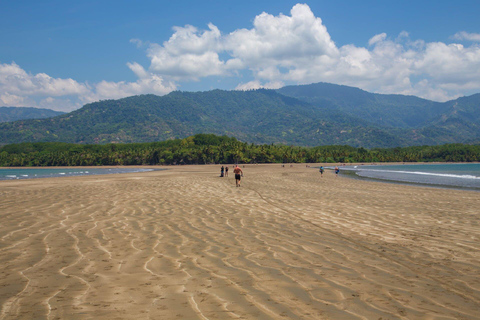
[0,83,478,148]
[0,89,403,148]
[415,94,480,145]
[0,106,64,123]
[276,82,450,128]
[276,82,480,145]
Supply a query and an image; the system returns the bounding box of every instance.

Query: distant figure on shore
[225,166,229,177]
[334,166,339,177]
[233,165,243,187]
[319,166,324,177]
[220,166,224,177]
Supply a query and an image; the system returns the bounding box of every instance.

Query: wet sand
[1,164,479,319]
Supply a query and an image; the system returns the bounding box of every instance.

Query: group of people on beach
[318,166,340,177]
[221,164,339,187]
[220,165,243,187]
[220,165,228,177]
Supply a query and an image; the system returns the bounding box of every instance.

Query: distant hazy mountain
[277,82,449,128]
[277,82,480,145]
[0,84,478,148]
[0,107,64,123]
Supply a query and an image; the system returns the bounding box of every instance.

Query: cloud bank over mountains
[0,62,176,111]
[1,4,480,111]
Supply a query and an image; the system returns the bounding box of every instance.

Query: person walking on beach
[225,166,229,177]
[233,165,243,187]
[220,166,224,177]
[319,166,324,177]
[334,166,339,177]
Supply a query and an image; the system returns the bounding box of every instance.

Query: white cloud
[0,92,25,106]
[130,38,145,48]
[452,31,480,42]
[146,23,232,80]
[226,4,338,66]
[136,3,480,101]
[235,80,284,91]
[235,80,263,91]
[0,62,89,97]
[2,3,480,110]
[86,67,176,103]
[0,62,176,111]
[368,33,387,46]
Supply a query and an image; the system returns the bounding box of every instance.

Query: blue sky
[1,0,480,111]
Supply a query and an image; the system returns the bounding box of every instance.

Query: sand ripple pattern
[1,165,479,319]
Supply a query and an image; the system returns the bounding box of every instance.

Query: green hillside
[0,84,478,148]
[277,82,450,128]
[0,107,64,123]
[0,89,403,148]
[277,82,480,145]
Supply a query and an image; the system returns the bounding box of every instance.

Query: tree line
[0,134,479,167]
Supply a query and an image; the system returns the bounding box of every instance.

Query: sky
[1,0,480,111]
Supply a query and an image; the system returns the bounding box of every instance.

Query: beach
[1,164,479,319]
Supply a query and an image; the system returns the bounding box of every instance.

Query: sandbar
[1,164,479,319]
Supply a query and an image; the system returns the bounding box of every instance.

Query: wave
[0,168,161,181]
[355,169,480,180]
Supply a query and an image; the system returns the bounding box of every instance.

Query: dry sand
[0,164,479,319]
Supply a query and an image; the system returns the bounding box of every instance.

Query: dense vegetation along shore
[1,134,479,167]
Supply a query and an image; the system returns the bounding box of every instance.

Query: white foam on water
[0,168,162,181]
[356,169,480,180]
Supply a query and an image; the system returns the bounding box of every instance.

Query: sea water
[332,163,480,191]
[0,167,159,181]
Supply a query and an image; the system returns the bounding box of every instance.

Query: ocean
[331,163,480,191]
[0,167,159,181]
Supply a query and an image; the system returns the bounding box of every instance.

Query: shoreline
[3,162,479,192]
[0,166,166,181]
[338,167,480,192]
[320,163,480,192]
[2,162,479,192]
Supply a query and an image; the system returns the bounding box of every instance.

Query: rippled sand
[1,164,479,319]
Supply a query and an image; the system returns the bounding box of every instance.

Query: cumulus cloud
[146,23,233,80]
[130,38,145,48]
[0,62,89,97]
[85,64,176,103]
[0,92,25,106]
[226,4,338,67]
[0,62,176,111]
[137,3,480,101]
[2,3,480,110]
[452,31,480,42]
[368,33,387,46]
[235,80,284,91]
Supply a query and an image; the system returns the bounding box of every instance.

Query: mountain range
[0,82,479,148]
[0,107,64,123]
